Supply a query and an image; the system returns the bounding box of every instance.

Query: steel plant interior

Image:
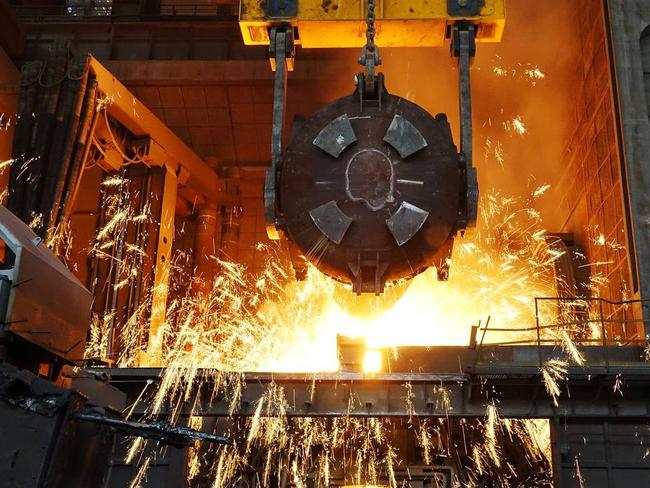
[0,0,650,487]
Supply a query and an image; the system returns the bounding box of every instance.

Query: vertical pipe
[106,175,129,361]
[126,169,152,318]
[38,65,81,234]
[220,206,241,262]
[42,59,90,233]
[8,61,41,219]
[59,79,99,226]
[24,44,68,228]
[192,204,219,296]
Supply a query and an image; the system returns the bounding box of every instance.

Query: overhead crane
[239,0,506,293]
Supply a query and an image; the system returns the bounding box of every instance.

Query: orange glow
[363,350,382,373]
[251,190,561,372]
[117,190,566,374]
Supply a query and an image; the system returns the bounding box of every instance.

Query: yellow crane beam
[240,0,505,48]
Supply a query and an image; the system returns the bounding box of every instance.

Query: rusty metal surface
[383,113,428,158]
[279,79,463,293]
[309,200,353,245]
[386,201,430,246]
[313,114,357,157]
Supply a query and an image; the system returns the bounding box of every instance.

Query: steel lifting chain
[358,0,381,85]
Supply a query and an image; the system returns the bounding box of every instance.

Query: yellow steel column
[145,166,177,364]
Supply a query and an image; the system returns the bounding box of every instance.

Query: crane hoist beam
[239,0,505,48]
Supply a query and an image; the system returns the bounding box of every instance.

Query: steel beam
[145,166,177,363]
[239,0,506,48]
[87,56,235,207]
[100,363,650,419]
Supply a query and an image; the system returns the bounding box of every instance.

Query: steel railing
[471,297,649,369]
[11,3,239,21]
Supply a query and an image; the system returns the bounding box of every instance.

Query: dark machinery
[280,75,469,294]
[0,203,230,487]
[264,20,478,294]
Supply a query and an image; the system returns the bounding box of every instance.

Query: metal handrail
[476,338,647,346]
[11,3,238,21]
[533,296,650,305]
[473,297,649,370]
[159,4,237,16]
[479,317,649,334]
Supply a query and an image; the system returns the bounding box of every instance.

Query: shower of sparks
[484,404,502,468]
[86,312,114,361]
[0,158,13,173]
[28,211,42,230]
[128,454,151,488]
[482,136,507,168]
[533,183,551,197]
[81,179,629,485]
[574,455,586,488]
[491,57,547,86]
[514,117,526,135]
[494,140,505,166]
[561,330,586,365]
[504,116,527,135]
[525,67,546,81]
[0,113,12,131]
[88,188,579,375]
[102,175,127,187]
[613,373,624,396]
[540,358,568,407]
[493,66,509,77]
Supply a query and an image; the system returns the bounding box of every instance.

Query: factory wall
[553,419,650,487]
[608,0,650,334]
[550,1,639,336]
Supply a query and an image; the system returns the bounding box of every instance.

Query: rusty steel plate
[279,80,464,293]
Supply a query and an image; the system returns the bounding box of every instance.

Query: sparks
[504,116,527,135]
[533,184,551,197]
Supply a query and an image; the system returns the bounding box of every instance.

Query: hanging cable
[101,107,147,166]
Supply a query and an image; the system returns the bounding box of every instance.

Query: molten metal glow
[80,164,618,488]
[260,189,563,370]
[84,187,590,487]
[363,350,382,373]
[86,189,574,373]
